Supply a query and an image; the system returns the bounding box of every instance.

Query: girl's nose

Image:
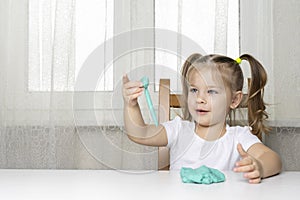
[196,93,207,104]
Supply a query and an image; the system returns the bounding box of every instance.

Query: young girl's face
[187,67,232,127]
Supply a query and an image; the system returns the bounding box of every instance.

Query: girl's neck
[194,122,226,141]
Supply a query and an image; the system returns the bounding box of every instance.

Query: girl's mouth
[196,109,209,114]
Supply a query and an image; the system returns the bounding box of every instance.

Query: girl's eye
[189,88,198,93]
[208,90,218,94]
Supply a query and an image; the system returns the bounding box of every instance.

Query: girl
[122,53,282,184]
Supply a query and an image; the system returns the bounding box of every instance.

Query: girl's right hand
[122,74,144,107]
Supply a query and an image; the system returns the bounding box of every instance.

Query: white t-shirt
[162,116,261,171]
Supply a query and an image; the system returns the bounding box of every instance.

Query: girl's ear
[230,91,243,109]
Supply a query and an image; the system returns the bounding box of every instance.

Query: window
[28,0,238,93]
[155,0,239,92]
[76,0,114,91]
[28,0,114,91]
[27,0,239,126]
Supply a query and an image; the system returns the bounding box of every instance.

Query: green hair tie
[235,57,242,64]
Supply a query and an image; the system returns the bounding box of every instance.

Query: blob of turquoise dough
[180,165,225,184]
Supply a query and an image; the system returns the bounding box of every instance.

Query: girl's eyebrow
[207,85,222,89]
[188,83,222,89]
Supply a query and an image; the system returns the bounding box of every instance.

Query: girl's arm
[123,74,168,147]
[234,143,282,183]
[247,143,282,177]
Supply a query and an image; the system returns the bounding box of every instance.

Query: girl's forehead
[187,67,224,86]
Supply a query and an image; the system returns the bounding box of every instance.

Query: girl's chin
[193,118,225,127]
[193,120,211,127]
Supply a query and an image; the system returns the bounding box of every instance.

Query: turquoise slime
[180,165,225,184]
[141,76,158,126]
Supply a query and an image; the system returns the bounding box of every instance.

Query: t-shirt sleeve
[161,116,181,148]
[237,126,262,151]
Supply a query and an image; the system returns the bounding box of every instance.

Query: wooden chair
[157,78,251,170]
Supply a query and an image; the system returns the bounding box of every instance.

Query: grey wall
[265,127,300,171]
[0,127,157,170]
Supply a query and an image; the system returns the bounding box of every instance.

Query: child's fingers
[245,170,262,184]
[244,170,260,179]
[125,82,143,90]
[237,143,248,158]
[123,76,143,90]
[123,74,142,88]
[122,74,130,84]
[122,74,144,106]
[125,89,143,99]
[124,86,143,96]
[235,156,252,167]
[235,144,262,184]
[234,163,255,173]
[248,177,261,184]
[130,90,143,100]
[123,83,143,106]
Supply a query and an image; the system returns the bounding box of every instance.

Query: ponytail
[240,54,270,138]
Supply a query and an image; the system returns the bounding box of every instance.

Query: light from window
[28,0,238,92]
[76,0,114,91]
[28,0,114,91]
[155,0,239,92]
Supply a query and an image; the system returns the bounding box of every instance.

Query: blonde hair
[180,53,270,138]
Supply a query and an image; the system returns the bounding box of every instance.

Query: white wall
[273,0,300,126]
[241,0,300,127]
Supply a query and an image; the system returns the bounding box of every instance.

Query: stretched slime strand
[141,76,159,126]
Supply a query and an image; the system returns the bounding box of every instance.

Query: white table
[0,170,299,200]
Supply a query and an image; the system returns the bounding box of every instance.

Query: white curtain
[154,0,238,92]
[0,0,233,169]
[0,0,77,169]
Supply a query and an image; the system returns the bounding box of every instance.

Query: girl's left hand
[234,143,263,184]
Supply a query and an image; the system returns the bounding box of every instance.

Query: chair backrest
[158,79,182,170]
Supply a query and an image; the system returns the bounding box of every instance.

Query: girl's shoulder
[226,125,253,137]
[165,116,192,126]
[163,116,195,149]
[162,116,194,135]
[225,125,261,150]
[226,125,260,142]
